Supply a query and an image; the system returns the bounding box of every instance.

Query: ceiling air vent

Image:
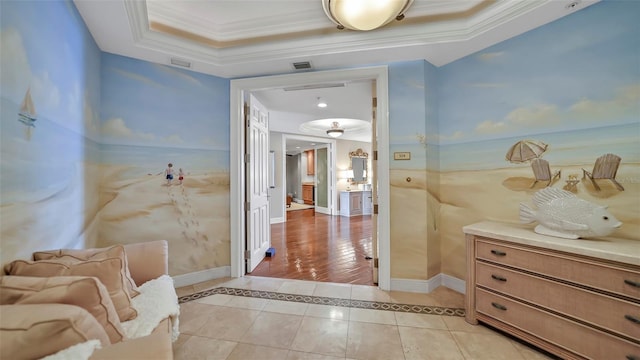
[292,61,312,70]
[170,58,191,68]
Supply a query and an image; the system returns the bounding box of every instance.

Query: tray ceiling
[74,0,598,79]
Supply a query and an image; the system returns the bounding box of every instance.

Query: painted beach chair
[582,153,624,191]
[530,158,561,188]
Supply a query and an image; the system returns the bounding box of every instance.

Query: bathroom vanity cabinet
[339,190,372,216]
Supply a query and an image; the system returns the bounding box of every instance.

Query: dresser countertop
[463,221,640,266]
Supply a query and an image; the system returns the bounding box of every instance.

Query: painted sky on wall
[388,61,427,147]
[436,1,640,145]
[0,1,101,140]
[101,54,230,151]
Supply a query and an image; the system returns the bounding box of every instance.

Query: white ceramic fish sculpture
[520,187,622,239]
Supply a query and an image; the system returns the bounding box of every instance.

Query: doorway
[230,66,391,290]
[280,134,337,217]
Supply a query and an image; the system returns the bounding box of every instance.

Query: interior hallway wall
[436,1,640,281]
[269,132,284,221]
[0,0,102,264]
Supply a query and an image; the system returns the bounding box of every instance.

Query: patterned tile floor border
[178,287,466,317]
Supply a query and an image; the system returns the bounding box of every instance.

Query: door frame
[312,142,333,215]
[230,66,391,290]
[283,134,337,216]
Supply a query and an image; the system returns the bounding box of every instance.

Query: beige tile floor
[174,276,555,360]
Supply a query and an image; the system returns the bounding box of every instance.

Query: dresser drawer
[476,288,640,360]
[476,238,640,300]
[476,262,640,341]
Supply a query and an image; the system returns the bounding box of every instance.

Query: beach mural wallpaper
[388,0,639,283]
[0,0,231,276]
[99,54,230,276]
[388,61,439,282]
[433,1,640,280]
[1,0,637,286]
[0,1,102,265]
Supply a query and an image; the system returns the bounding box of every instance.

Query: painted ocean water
[1,96,229,200]
[100,144,230,180]
[3,94,636,192]
[390,123,639,171]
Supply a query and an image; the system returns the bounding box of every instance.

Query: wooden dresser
[464,221,640,360]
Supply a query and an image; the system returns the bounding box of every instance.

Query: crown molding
[126,0,550,65]
[148,5,331,42]
[97,0,599,77]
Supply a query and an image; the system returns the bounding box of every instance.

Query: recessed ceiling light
[317,97,327,108]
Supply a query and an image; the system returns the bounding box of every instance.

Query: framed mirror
[349,148,368,184]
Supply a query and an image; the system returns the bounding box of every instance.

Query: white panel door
[246,94,270,272]
[371,85,379,284]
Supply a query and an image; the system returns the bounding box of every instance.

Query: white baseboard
[270,217,285,224]
[441,273,466,294]
[390,278,433,293]
[173,268,465,294]
[172,266,230,288]
[390,273,465,294]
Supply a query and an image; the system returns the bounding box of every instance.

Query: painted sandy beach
[98,165,230,276]
[390,164,640,281]
[0,162,102,265]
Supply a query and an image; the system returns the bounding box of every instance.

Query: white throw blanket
[41,340,101,360]
[121,274,181,341]
[39,275,180,360]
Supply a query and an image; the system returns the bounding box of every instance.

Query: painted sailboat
[17,88,37,140]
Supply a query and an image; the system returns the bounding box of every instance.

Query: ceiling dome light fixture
[317,97,328,108]
[322,0,414,31]
[326,121,344,137]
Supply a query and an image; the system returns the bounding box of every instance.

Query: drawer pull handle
[491,302,507,311]
[625,315,640,324]
[490,249,506,256]
[491,274,507,282]
[626,356,640,360]
[624,279,640,288]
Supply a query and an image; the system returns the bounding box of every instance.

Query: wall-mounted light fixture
[326,121,344,137]
[322,0,414,31]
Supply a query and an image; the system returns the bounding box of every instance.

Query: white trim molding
[172,266,231,288]
[270,217,285,224]
[441,273,466,294]
[390,273,465,294]
[230,66,391,290]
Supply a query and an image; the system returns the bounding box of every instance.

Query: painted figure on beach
[178,168,184,185]
[165,163,174,185]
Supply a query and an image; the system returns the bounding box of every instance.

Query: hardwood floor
[249,213,375,286]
